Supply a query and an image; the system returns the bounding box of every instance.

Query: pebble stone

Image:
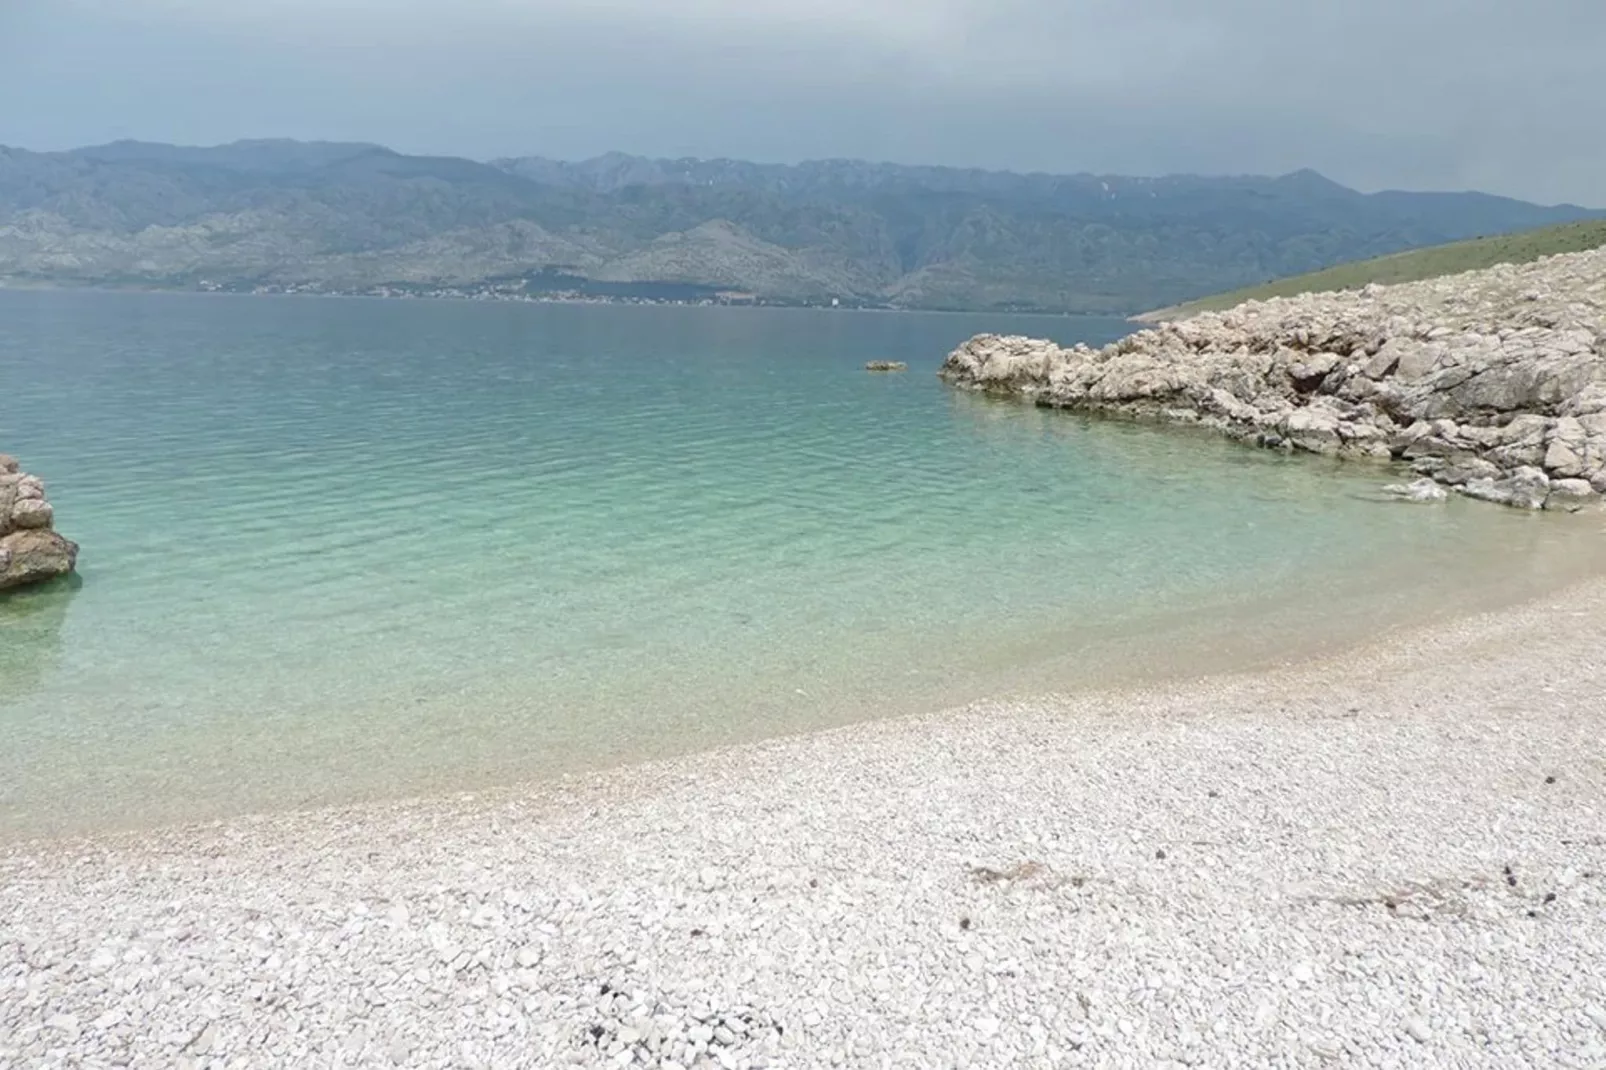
[3,582,1606,1068]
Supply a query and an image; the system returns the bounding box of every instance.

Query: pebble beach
[4,579,1605,1069]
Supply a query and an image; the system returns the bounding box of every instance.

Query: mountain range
[1,139,1599,314]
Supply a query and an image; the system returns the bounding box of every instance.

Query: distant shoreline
[0,277,1126,319]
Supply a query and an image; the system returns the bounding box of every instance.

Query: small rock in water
[0,457,79,590]
[1460,467,1551,510]
[1382,477,1448,503]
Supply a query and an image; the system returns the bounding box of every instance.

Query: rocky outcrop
[0,455,78,590]
[865,361,908,372]
[940,248,1606,510]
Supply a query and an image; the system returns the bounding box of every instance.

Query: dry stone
[8,498,53,530]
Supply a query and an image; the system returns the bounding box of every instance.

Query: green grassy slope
[1136,219,1606,321]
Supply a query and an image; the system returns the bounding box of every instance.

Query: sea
[3,289,1602,839]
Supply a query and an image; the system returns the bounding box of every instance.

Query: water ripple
[3,292,1604,838]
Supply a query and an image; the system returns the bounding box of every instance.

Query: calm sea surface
[3,290,1603,838]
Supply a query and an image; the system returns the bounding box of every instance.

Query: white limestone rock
[1382,478,1449,503]
[1458,466,1551,510]
[1545,478,1601,512]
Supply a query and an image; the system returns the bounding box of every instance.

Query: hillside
[1,140,1601,314]
[944,244,1606,508]
[1136,219,1606,321]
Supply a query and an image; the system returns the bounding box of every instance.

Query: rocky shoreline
[941,247,1606,510]
[0,455,77,591]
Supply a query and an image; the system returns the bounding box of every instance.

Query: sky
[1,0,1601,206]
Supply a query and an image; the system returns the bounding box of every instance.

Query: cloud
[1,0,1602,205]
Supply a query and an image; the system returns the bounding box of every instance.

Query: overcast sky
[1,0,1600,205]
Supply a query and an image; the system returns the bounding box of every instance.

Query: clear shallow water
[3,290,1604,839]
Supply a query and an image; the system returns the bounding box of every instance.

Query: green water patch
[2,291,1602,840]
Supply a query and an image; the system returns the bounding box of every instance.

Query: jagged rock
[1282,401,1344,454]
[0,457,77,590]
[1362,343,1405,380]
[1545,438,1585,477]
[1437,456,1505,485]
[1458,466,1551,510]
[940,246,1606,510]
[1486,414,1552,469]
[865,361,908,372]
[1289,354,1338,392]
[1382,478,1450,503]
[1546,478,1601,512]
[1544,416,1591,477]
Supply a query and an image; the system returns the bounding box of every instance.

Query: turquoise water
[3,290,1603,839]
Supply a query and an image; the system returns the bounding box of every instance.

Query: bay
[2,290,1601,838]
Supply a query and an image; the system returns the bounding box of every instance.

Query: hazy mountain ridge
[0,140,1599,313]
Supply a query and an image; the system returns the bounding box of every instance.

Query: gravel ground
[4,584,1606,1069]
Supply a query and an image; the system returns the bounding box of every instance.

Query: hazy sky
[1,0,1601,205]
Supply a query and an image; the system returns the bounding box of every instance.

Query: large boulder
[0,457,78,590]
[0,530,80,590]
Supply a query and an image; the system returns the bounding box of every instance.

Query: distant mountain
[0,140,1599,313]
